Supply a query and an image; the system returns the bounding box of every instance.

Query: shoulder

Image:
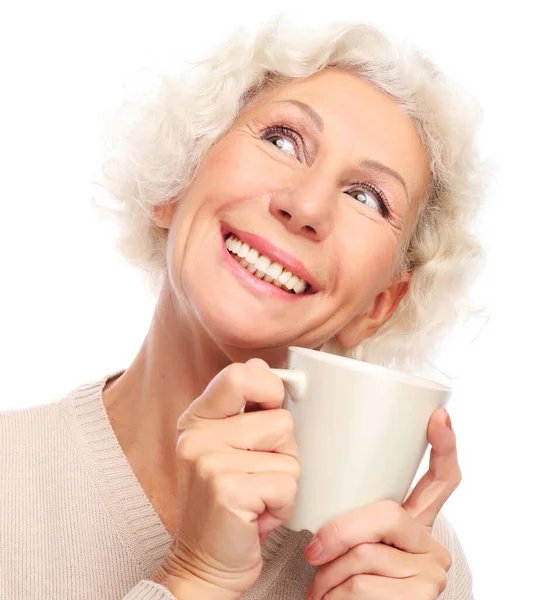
[0,370,117,469]
[431,512,474,600]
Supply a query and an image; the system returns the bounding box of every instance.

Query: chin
[198,298,292,351]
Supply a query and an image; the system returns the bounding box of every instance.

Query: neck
[102,275,296,531]
[102,276,232,498]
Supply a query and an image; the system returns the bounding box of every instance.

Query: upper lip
[222,223,322,292]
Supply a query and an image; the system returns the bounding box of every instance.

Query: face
[155,68,430,359]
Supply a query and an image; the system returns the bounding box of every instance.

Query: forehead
[242,68,431,212]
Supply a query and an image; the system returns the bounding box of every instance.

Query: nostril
[279,209,291,220]
[303,225,316,235]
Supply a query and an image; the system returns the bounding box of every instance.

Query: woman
[0,18,486,600]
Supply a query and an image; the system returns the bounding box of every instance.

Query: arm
[122,580,177,600]
[121,576,234,600]
[432,513,474,600]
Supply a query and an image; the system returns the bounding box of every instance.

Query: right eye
[262,126,301,160]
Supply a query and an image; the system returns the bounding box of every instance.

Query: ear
[153,202,177,230]
[335,274,411,350]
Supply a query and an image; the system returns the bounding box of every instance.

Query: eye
[262,126,301,159]
[350,188,379,212]
[346,183,390,218]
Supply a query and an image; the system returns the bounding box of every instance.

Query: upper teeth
[225,235,309,294]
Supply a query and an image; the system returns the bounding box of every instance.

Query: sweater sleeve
[433,513,474,600]
[122,580,176,600]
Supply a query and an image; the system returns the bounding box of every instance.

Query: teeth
[226,234,310,295]
[246,248,259,264]
[238,243,250,258]
[255,255,271,274]
[293,279,306,294]
[267,262,283,279]
[278,270,292,285]
[286,275,299,291]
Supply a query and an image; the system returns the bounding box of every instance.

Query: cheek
[338,220,401,296]
[201,135,289,201]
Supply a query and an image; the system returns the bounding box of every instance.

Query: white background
[1,1,532,598]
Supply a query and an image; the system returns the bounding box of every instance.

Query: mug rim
[288,346,452,392]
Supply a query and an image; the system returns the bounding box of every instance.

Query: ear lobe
[153,203,176,230]
[335,276,411,350]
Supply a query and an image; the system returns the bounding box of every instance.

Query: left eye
[268,135,297,157]
[347,187,380,212]
[262,127,300,159]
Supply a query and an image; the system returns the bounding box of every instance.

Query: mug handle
[239,369,307,414]
[270,368,307,401]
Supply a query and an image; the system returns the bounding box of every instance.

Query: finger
[242,358,274,412]
[308,542,423,599]
[188,361,285,419]
[236,471,298,525]
[195,449,300,480]
[402,408,462,527]
[206,409,299,457]
[315,573,441,600]
[304,500,435,566]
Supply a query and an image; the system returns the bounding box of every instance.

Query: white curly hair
[93,16,489,372]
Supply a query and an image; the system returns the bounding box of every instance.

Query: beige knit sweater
[0,370,474,599]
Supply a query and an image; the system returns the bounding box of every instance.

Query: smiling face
[154,68,431,359]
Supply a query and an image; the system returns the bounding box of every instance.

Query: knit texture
[0,371,473,599]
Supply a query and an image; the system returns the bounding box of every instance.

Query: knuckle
[221,363,247,391]
[437,568,449,593]
[276,409,295,437]
[211,472,238,504]
[285,473,299,497]
[350,542,374,563]
[175,431,200,463]
[424,577,443,600]
[379,499,404,528]
[290,457,301,481]
[442,547,453,572]
[176,410,195,434]
[347,574,366,595]
[195,452,218,481]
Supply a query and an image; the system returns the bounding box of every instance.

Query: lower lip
[220,234,310,301]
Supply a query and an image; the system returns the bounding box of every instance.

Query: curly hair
[92,16,489,371]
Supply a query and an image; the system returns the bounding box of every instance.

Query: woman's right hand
[152,358,300,600]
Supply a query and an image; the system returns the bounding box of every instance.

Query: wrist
[152,572,241,600]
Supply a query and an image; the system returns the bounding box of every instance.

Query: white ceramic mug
[270,346,452,533]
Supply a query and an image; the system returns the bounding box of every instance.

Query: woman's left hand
[304,407,461,599]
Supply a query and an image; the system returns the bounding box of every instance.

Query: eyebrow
[360,159,410,203]
[270,99,409,202]
[272,99,325,132]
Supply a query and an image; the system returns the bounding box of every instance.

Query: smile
[225,234,312,295]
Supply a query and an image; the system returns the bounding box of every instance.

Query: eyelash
[262,125,304,156]
[261,124,392,219]
[347,182,391,219]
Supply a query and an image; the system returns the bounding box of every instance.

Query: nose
[269,170,335,240]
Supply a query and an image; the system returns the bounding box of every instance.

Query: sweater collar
[59,370,293,580]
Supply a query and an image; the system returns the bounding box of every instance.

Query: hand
[304,407,460,599]
[151,359,299,600]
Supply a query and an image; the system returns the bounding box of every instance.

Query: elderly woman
[1,18,485,600]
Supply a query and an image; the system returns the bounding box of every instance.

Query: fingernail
[444,409,452,430]
[305,536,324,562]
